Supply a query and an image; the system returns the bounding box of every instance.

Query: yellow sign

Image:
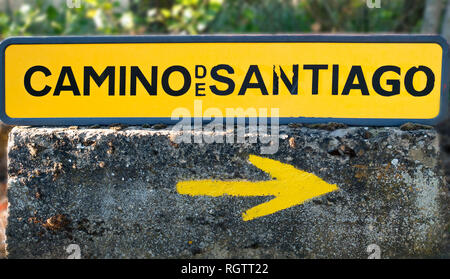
[177,155,339,221]
[0,36,448,125]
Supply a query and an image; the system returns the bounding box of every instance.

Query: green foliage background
[0,0,428,37]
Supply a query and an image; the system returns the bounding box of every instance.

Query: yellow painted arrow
[177,155,339,221]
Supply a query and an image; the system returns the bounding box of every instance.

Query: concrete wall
[5,125,449,258]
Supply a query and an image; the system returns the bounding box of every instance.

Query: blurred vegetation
[0,0,431,37]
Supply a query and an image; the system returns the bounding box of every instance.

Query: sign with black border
[0,35,448,126]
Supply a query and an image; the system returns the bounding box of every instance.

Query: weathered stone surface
[6,126,449,258]
[0,186,6,259]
